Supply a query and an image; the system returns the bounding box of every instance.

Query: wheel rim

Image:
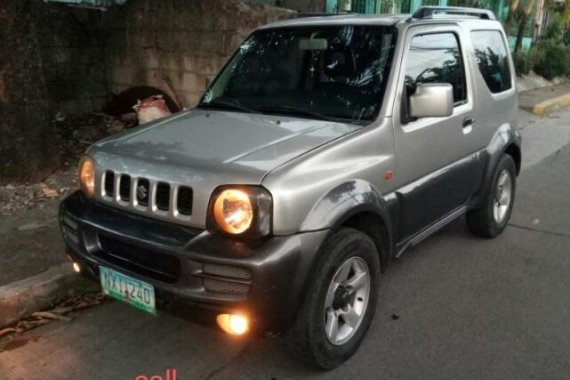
[493,169,513,224]
[324,257,371,346]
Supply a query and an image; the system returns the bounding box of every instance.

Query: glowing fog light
[216,314,249,336]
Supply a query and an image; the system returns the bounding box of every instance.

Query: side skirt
[395,205,469,258]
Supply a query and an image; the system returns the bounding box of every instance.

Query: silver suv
[60,7,521,369]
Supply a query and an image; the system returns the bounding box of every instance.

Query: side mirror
[409,83,453,118]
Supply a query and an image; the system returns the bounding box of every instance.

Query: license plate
[100,266,156,315]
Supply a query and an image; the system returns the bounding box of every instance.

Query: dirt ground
[0,112,134,285]
[0,112,134,216]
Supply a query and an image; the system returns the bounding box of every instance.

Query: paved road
[2,110,570,380]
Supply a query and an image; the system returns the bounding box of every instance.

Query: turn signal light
[216,314,249,336]
[79,157,95,198]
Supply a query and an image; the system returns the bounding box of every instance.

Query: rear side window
[471,31,512,93]
[404,33,467,105]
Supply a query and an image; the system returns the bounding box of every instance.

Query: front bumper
[60,191,328,333]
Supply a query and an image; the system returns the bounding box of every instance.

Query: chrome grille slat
[149,179,158,212]
[130,177,138,207]
[98,171,193,221]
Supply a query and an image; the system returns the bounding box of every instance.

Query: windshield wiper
[254,105,339,122]
[198,99,255,113]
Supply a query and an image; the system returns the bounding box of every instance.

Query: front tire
[467,154,517,238]
[287,228,380,369]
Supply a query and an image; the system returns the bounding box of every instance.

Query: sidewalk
[519,82,570,116]
[0,171,98,327]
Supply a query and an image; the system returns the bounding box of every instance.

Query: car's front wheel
[467,154,517,238]
[288,228,380,369]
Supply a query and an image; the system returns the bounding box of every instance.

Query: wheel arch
[473,124,522,208]
[338,210,392,270]
[299,179,395,267]
[504,142,521,175]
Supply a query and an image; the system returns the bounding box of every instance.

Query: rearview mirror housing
[409,83,453,118]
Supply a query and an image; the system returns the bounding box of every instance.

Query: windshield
[200,25,397,124]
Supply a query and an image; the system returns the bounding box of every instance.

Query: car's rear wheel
[467,154,517,238]
[287,228,380,369]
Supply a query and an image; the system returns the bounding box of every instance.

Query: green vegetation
[508,1,570,79]
[532,39,570,79]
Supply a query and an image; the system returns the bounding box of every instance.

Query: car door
[392,25,483,241]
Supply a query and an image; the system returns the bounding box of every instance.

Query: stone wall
[0,0,106,183]
[245,0,325,13]
[0,0,294,183]
[103,0,295,109]
[37,4,108,115]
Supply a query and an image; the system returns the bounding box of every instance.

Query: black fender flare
[475,124,522,206]
[299,179,395,260]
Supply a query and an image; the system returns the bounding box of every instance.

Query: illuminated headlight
[208,186,272,237]
[79,156,95,198]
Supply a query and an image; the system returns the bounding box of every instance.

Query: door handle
[463,117,475,127]
[462,117,475,135]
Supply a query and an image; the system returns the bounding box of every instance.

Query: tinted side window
[405,33,466,104]
[471,31,512,93]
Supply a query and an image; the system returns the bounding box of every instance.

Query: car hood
[90,109,360,183]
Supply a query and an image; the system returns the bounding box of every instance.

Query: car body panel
[88,109,360,229]
[263,116,396,235]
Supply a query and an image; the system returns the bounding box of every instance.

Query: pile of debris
[0,113,133,216]
[0,293,108,353]
[0,164,77,216]
[1,93,176,216]
[55,112,135,162]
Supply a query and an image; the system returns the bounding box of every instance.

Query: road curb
[531,93,570,116]
[0,263,99,328]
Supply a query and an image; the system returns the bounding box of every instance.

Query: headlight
[208,186,272,238]
[79,157,95,198]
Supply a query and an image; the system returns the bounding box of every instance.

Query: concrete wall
[0,0,294,183]
[246,0,325,12]
[0,0,107,183]
[37,4,108,114]
[103,0,295,109]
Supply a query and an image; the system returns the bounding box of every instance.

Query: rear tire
[287,228,380,370]
[467,154,516,238]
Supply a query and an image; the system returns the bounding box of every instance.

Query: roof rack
[412,6,496,20]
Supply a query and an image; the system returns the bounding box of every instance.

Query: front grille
[203,278,250,295]
[119,175,131,201]
[99,171,194,221]
[200,263,252,295]
[97,235,180,283]
[136,178,150,207]
[177,187,193,215]
[61,214,80,244]
[104,171,115,197]
[203,263,252,280]
[156,182,170,211]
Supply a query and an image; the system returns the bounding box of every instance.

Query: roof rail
[412,6,496,20]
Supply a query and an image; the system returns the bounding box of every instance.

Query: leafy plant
[532,39,570,79]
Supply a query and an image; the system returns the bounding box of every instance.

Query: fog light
[72,262,81,273]
[216,314,249,336]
